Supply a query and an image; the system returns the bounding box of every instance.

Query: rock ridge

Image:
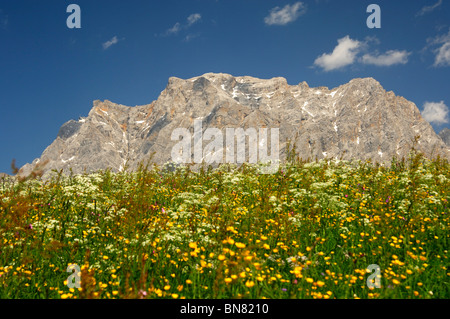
[19,73,450,177]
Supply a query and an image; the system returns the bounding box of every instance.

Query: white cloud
[422,29,450,67]
[314,36,361,71]
[416,0,442,17]
[314,36,411,70]
[165,22,181,35]
[422,101,449,124]
[361,50,410,66]
[435,42,450,66]
[425,29,450,67]
[163,13,202,37]
[183,33,199,42]
[102,36,120,50]
[187,13,201,26]
[264,2,307,26]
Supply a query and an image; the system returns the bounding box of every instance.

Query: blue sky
[0,0,449,174]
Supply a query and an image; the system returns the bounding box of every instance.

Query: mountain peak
[347,77,383,90]
[349,77,379,83]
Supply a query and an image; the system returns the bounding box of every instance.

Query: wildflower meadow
[0,150,448,299]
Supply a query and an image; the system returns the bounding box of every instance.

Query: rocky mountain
[439,128,450,146]
[19,73,450,177]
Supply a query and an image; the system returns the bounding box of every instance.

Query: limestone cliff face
[19,73,450,176]
[439,128,450,146]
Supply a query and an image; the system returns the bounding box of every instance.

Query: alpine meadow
[1,147,449,299]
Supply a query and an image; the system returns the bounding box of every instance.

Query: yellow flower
[245,281,255,288]
[172,294,179,299]
[103,255,109,260]
[164,285,171,291]
[263,244,270,250]
[225,278,232,284]
[227,238,235,245]
[218,254,226,261]
[239,272,246,278]
[316,281,325,287]
[235,242,246,249]
[61,294,69,299]
[186,279,193,285]
[392,279,400,285]
[189,242,197,249]
[226,226,237,233]
[112,291,119,296]
[306,278,314,283]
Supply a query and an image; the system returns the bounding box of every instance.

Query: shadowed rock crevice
[57,120,82,140]
[439,128,450,146]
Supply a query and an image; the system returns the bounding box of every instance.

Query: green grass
[0,151,449,299]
